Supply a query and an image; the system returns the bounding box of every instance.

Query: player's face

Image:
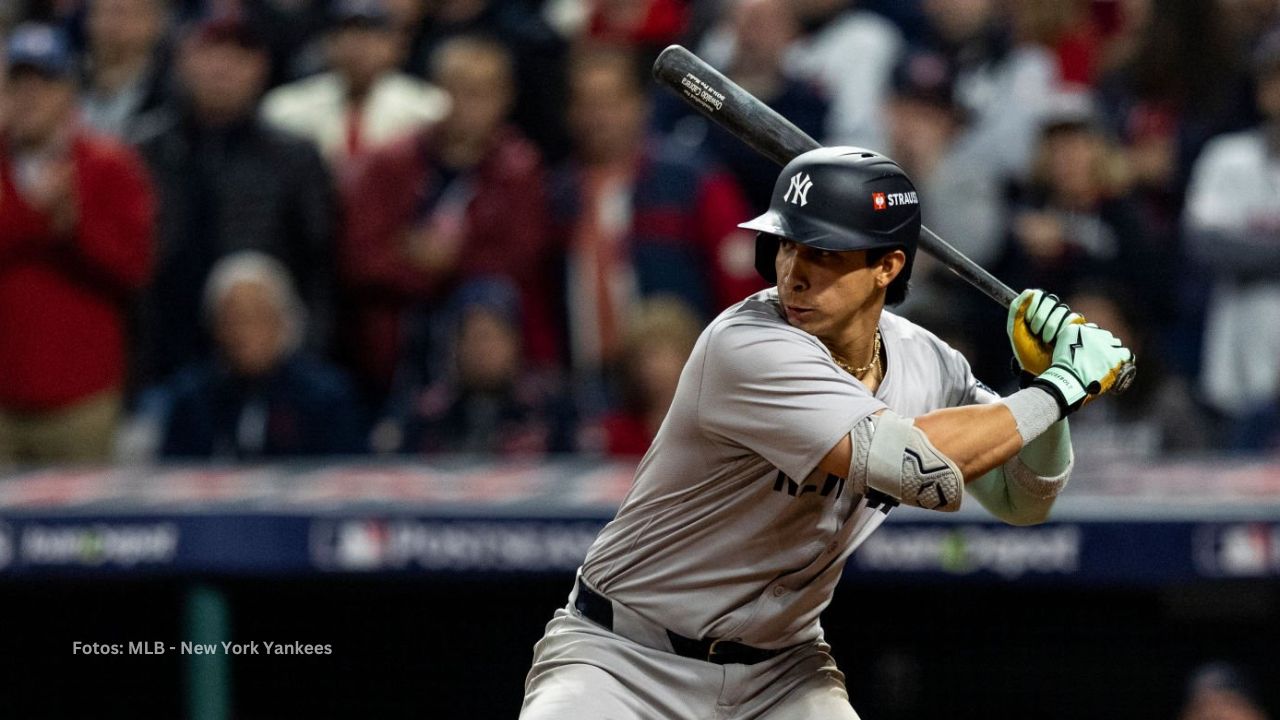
[774,239,882,339]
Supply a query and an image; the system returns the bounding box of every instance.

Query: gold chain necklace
[832,328,881,378]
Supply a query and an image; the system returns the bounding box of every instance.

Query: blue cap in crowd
[451,277,522,332]
[6,23,74,79]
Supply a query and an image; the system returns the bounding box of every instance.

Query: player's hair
[866,246,910,306]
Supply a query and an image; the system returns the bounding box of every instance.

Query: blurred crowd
[0,0,1278,466]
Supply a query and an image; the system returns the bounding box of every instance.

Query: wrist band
[1002,386,1061,445]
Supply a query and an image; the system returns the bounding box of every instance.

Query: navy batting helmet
[740,147,921,301]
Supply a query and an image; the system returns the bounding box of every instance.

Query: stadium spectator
[220,0,332,86]
[1000,93,1157,305]
[785,0,903,149]
[920,0,1059,181]
[580,295,700,458]
[161,251,364,458]
[1062,284,1204,464]
[340,35,557,403]
[80,0,172,139]
[883,48,1004,378]
[402,0,569,160]
[656,0,828,211]
[0,24,154,463]
[397,278,576,457]
[260,0,450,172]
[133,16,337,387]
[1093,0,1266,380]
[1007,0,1102,86]
[553,45,760,411]
[1183,32,1280,452]
[1094,0,1260,224]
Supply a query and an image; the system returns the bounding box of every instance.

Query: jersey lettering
[772,471,845,500]
[865,488,900,514]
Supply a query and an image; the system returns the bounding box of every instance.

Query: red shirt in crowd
[341,127,558,397]
[0,133,155,411]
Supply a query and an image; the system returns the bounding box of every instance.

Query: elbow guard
[853,411,963,512]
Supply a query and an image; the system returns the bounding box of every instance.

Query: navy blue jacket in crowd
[161,354,365,459]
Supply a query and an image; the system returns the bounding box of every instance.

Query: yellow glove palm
[1008,289,1085,375]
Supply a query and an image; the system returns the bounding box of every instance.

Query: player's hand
[1031,322,1135,415]
[1007,289,1084,375]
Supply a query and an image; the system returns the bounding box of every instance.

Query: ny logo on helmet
[783,173,814,206]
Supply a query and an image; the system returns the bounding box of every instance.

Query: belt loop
[706,638,725,662]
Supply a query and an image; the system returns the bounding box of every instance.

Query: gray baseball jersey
[580,288,995,649]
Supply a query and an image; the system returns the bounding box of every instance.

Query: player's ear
[875,249,906,289]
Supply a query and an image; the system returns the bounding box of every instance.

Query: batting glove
[1007,289,1084,375]
[1031,321,1136,415]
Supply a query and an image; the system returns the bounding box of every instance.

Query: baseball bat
[652,44,1015,306]
[651,44,1136,393]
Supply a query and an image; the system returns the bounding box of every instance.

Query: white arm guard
[851,411,963,512]
[1003,448,1072,500]
[966,418,1073,525]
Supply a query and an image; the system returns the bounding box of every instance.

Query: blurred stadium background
[1,0,1278,717]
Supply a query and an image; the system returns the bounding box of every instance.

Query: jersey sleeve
[697,320,886,481]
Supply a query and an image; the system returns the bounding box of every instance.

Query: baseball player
[520,147,1134,719]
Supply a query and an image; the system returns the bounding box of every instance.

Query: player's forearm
[912,403,1023,482]
[814,389,1064,512]
[913,384,1066,482]
[967,419,1072,526]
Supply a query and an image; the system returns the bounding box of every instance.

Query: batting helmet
[739,147,922,300]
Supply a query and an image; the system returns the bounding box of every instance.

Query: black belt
[574,577,787,666]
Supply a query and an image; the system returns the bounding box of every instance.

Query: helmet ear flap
[754,233,781,283]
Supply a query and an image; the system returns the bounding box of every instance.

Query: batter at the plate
[520,147,1134,720]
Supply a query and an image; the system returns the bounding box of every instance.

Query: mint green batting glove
[1031,322,1136,415]
[1007,289,1084,375]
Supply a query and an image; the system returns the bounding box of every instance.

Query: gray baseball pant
[520,587,859,719]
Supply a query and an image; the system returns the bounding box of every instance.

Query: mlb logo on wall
[872,193,887,211]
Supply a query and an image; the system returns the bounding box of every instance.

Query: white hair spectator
[202,250,307,354]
